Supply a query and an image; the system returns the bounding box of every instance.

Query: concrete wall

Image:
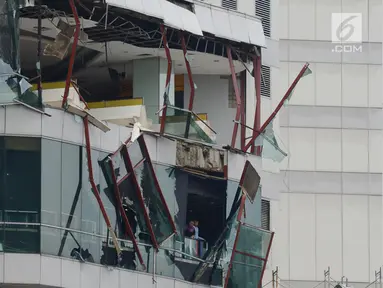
[267,0,383,286]
[0,253,215,288]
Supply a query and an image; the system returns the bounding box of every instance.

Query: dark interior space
[185,174,227,248]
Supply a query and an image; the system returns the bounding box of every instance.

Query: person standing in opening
[184,221,195,238]
[193,220,205,257]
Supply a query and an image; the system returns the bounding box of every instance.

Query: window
[228,76,240,108]
[261,65,271,98]
[255,0,271,37]
[261,199,270,231]
[222,0,237,10]
[0,136,41,253]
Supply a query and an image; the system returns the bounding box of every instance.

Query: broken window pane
[133,161,175,245]
[254,121,287,163]
[227,253,263,288]
[0,0,43,109]
[235,224,272,260]
[162,106,216,144]
[225,223,274,288]
[118,174,152,244]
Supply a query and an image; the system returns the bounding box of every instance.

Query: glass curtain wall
[0,136,264,285]
[0,136,41,253]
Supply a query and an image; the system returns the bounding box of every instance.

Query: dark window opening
[178,172,227,256]
[174,90,184,115]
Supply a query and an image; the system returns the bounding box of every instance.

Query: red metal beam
[251,55,262,155]
[258,232,275,288]
[180,33,195,111]
[240,71,246,150]
[62,0,80,109]
[121,146,160,251]
[244,63,310,151]
[227,46,242,148]
[107,160,146,268]
[224,220,242,288]
[138,136,177,234]
[160,25,172,134]
[83,116,122,256]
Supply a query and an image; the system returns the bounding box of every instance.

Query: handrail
[0,221,213,265]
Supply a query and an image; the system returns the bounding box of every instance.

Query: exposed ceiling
[19,17,246,77]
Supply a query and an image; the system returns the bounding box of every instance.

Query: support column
[132,58,175,124]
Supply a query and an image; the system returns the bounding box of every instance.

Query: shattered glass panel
[108,150,128,183]
[235,224,272,260]
[118,175,152,245]
[191,184,242,283]
[0,0,42,109]
[133,162,175,245]
[163,106,216,144]
[283,66,312,106]
[227,253,263,288]
[254,121,287,163]
[225,223,273,288]
[127,140,142,168]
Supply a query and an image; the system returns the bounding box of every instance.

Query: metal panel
[246,16,266,47]
[228,13,249,43]
[261,199,270,231]
[211,8,234,41]
[194,4,215,35]
[255,0,271,37]
[161,0,203,36]
[180,6,203,36]
[105,0,164,20]
[142,0,163,19]
[161,0,184,30]
[106,0,145,16]
[222,0,237,10]
[241,161,261,203]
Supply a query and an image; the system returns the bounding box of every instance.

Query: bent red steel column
[240,71,246,150]
[180,33,195,111]
[251,55,261,154]
[121,146,160,251]
[227,46,242,148]
[160,24,172,134]
[62,0,80,109]
[83,116,122,256]
[138,136,177,234]
[107,160,146,268]
[244,63,310,151]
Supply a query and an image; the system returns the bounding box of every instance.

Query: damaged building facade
[0,0,310,287]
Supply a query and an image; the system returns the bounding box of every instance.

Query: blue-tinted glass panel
[41,139,62,255]
[59,143,82,258]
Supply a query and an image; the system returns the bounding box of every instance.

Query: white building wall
[0,253,213,288]
[269,0,383,286]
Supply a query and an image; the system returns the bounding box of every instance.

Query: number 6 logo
[336,15,357,42]
[332,13,362,43]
